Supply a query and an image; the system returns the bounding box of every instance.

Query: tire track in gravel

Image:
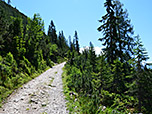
[0,62,69,114]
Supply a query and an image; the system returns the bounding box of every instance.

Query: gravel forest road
[0,62,69,114]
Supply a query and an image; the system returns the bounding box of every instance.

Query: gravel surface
[0,62,69,114]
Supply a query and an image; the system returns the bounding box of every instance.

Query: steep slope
[0,0,28,24]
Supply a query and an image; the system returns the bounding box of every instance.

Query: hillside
[0,0,27,24]
[0,0,70,108]
[0,0,152,114]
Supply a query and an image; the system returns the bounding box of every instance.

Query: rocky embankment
[0,62,68,114]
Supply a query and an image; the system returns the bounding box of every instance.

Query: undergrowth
[62,67,132,114]
[0,66,50,107]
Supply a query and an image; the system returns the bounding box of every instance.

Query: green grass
[26,108,30,111]
[55,71,58,74]
[0,67,51,108]
[40,112,47,114]
[62,67,128,114]
[62,67,82,114]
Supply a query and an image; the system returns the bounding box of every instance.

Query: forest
[62,0,152,114]
[0,0,152,113]
[0,0,70,107]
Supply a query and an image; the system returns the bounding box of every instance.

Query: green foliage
[49,44,58,63]
[0,7,9,56]
[111,59,126,93]
[0,0,28,24]
[33,49,47,71]
[88,42,97,72]
[74,31,80,55]
[1,0,151,113]
[19,56,34,75]
[47,20,57,44]
[130,35,152,113]
[98,0,135,64]
[0,1,70,106]
[5,52,18,68]
[63,0,152,112]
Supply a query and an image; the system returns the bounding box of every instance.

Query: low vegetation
[62,1,152,113]
[0,0,69,106]
[0,0,152,113]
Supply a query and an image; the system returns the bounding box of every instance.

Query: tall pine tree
[98,0,136,94]
[47,20,57,44]
[133,35,150,112]
[98,0,135,64]
[74,31,80,55]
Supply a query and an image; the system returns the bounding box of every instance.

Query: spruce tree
[98,0,116,64]
[0,8,8,55]
[98,0,135,64]
[47,20,57,44]
[12,17,25,62]
[8,0,11,4]
[74,31,80,54]
[58,32,62,48]
[98,0,136,94]
[88,42,96,72]
[24,14,44,67]
[134,35,150,112]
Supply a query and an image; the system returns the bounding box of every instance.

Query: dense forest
[0,0,71,106]
[0,0,152,113]
[63,0,152,114]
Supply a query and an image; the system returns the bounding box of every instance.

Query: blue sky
[10,0,152,62]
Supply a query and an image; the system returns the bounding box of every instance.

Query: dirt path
[0,62,69,114]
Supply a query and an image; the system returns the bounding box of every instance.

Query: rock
[102,106,106,111]
[32,106,37,109]
[40,90,45,95]
[41,102,47,107]
[21,96,25,100]
[14,99,19,102]
[15,108,18,111]
[74,98,77,102]
[30,98,38,104]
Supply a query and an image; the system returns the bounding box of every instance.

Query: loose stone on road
[0,62,69,114]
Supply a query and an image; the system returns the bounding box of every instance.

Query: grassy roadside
[0,66,50,107]
[62,67,102,114]
[62,67,82,114]
[62,66,129,114]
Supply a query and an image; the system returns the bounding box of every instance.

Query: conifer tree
[47,20,57,44]
[8,0,11,4]
[58,32,62,48]
[74,31,80,54]
[88,42,96,72]
[12,17,25,62]
[98,0,135,64]
[98,0,116,64]
[25,14,44,66]
[69,36,73,52]
[134,35,150,112]
[0,8,8,55]
[98,0,137,94]
[0,8,8,36]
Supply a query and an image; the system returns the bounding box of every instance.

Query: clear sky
[10,0,152,62]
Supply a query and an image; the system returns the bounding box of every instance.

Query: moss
[26,108,30,111]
